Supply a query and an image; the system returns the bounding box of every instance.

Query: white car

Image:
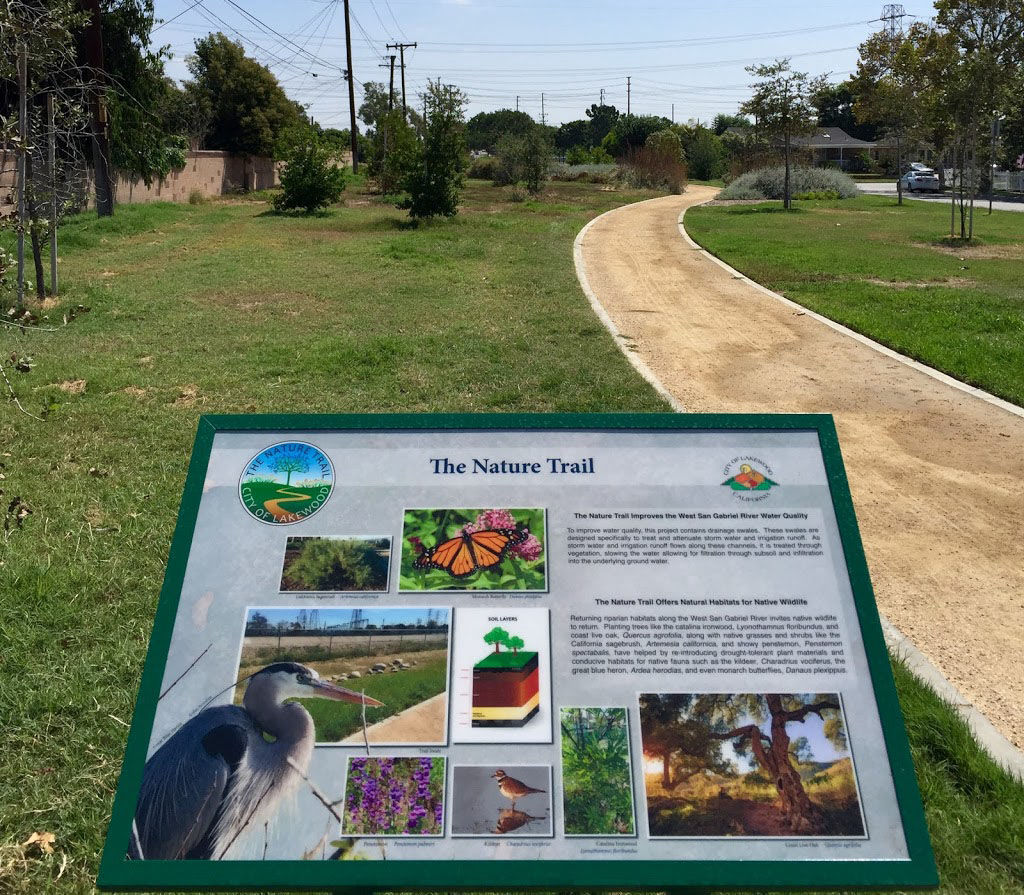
[899,167,940,192]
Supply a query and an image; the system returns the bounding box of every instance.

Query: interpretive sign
[99,413,937,891]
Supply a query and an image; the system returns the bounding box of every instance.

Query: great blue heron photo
[130,662,382,861]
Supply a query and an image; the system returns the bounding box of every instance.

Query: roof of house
[792,126,876,149]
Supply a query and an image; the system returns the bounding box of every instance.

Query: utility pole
[600,87,605,106]
[16,44,27,310]
[47,92,58,296]
[671,103,674,124]
[82,0,114,216]
[382,54,396,111]
[516,95,519,112]
[541,92,545,126]
[342,0,358,172]
[386,42,417,117]
[626,76,631,116]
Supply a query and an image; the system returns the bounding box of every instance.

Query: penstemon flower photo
[342,757,445,836]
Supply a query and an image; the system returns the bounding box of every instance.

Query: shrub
[273,127,346,214]
[645,128,685,164]
[494,127,551,193]
[369,110,419,195]
[467,155,500,179]
[549,162,615,183]
[188,188,207,205]
[685,128,726,181]
[719,166,858,200]
[619,144,688,194]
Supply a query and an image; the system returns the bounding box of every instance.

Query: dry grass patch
[916,241,1024,260]
[55,379,86,394]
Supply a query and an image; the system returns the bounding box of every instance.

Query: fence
[993,171,1024,192]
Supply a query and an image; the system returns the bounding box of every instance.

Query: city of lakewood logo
[239,442,333,524]
[721,458,778,497]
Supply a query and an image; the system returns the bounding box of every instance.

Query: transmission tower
[881,4,906,41]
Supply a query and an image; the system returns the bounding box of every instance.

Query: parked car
[899,167,941,192]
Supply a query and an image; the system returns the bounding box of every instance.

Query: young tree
[507,635,524,654]
[483,626,510,653]
[273,126,345,214]
[185,33,305,159]
[272,455,309,485]
[741,59,828,209]
[585,103,620,145]
[401,80,468,220]
[369,108,418,195]
[495,125,551,193]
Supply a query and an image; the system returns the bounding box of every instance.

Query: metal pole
[400,44,407,116]
[16,44,27,310]
[342,0,358,173]
[47,92,58,296]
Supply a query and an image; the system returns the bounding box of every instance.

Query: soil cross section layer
[578,186,1024,750]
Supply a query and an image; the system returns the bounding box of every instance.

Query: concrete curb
[677,204,1024,422]
[573,200,686,413]
[573,191,1024,778]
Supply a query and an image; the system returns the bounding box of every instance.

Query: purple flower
[463,508,517,534]
[512,532,542,562]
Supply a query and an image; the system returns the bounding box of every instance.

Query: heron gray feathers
[131,662,381,860]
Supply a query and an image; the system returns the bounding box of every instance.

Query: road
[577,185,1024,750]
[858,181,1024,212]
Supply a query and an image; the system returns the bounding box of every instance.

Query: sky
[247,606,450,628]
[151,0,932,130]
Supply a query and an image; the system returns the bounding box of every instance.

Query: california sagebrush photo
[342,757,445,836]
[560,707,636,836]
[639,693,864,837]
[237,607,450,744]
[400,508,545,591]
[280,536,390,592]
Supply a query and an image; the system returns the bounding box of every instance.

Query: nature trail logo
[239,442,333,524]
[722,457,778,501]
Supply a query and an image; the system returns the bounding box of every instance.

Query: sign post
[99,413,936,891]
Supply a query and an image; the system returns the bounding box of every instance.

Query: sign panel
[99,414,936,891]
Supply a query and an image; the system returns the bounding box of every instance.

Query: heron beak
[312,680,383,707]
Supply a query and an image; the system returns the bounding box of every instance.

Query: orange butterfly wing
[415,527,528,578]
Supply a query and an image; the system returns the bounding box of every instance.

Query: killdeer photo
[491,769,546,807]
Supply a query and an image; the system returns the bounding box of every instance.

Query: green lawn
[1,181,1023,893]
[685,195,1024,406]
[300,657,448,742]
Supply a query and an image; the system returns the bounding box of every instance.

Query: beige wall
[0,150,281,211]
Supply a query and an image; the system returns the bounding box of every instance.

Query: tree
[685,127,726,180]
[741,59,828,209]
[483,626,510,653]
[812,80,876,141]
[369,109,418,195]
[555,118,592,151]
[465,108,536,153]
[853,26,924,204]
[711,113,752,136]
[185,33,305,158]
[639,694,727,789]
[645,128,684,163]
[273,454,309,485]
[602,114,673,158]
[507,635,524,653]
[706,694,844,833]
[401,80,468,220]
[273,126,345,214]
[584,103,619,145]
[934,0,1024,234]
[94,0,188,185]
[358,81,392,134]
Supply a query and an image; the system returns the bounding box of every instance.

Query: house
[790,127,876,170]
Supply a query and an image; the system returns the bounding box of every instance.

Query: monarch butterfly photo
[400,508,546,592]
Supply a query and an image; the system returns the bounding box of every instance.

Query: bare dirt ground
[338,692,448,744]
[580,186,1024,749]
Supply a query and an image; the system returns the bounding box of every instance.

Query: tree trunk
[662,751,672,789]
[25,152,45,299]
[763,695,825,833]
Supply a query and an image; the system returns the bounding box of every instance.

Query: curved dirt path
[263,488,312,519]
[579,186,1024,750]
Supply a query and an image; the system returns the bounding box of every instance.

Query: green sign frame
[98,412,937,891]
